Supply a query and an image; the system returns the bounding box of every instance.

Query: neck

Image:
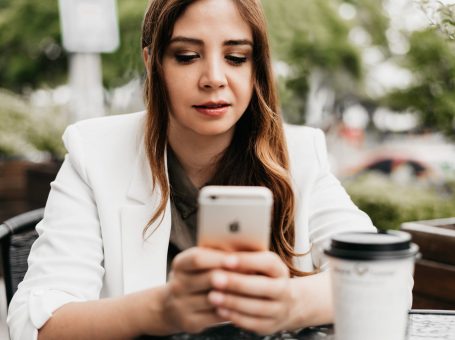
[167,123,234,188]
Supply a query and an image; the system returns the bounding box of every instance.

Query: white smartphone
[197,185,273,252]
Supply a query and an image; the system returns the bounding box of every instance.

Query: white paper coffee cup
[324,230,419,340]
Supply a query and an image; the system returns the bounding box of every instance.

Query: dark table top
[138,310,455,340]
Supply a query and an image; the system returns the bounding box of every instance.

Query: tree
[381,28,455,137]
[380,1,455,137]
[0,0,145,91]
[0,0,66,91]
[261,0,390,124]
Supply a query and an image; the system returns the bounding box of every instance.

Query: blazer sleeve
[7,125,105,340]
[307,129,376,270]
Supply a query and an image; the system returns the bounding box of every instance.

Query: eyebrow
[169,36,253,47]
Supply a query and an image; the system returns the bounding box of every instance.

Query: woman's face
[161,0,254,141]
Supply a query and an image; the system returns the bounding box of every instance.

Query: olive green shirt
[166,147,199,276]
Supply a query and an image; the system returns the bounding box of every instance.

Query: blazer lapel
[120,142,171,294]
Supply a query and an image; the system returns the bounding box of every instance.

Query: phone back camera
[229,221,240,233]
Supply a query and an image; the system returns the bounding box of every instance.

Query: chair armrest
[2,208,45,235]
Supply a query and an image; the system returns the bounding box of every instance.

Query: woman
[8,0,376,339]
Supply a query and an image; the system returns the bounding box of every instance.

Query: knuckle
[226,274,238,289]
[271,251,281,259]
[267,252,289,277]
[223,294,236,309]
[191,253,204,268]
[268,251,281,262]
[172,253,184,269]
[233,278,247,293]
[265,253,279,268]
[169,279,184,296]
[174,248,200,270]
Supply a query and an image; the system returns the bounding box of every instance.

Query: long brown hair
[141,0,309,277]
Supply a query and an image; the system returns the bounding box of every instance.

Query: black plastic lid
[324,230,419,261]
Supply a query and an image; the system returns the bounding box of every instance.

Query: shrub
[344,173,455,230]
[0,89,66,160]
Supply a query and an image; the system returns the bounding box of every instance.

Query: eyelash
[174,54,248,66]
[175,54,197,63]
[226,55,248,65]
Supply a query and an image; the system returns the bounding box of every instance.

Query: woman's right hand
[160,247,228,334]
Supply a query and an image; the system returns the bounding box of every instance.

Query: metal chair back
[0,208,44,306]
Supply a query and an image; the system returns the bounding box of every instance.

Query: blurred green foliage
[345,173,455,230]
[0,0,145,91]
[380,28,455,138]
[262,0,455,138]
[0,1,146,159]
[0,0,66,90]
[261,0,389,123]
[101,1,145,87]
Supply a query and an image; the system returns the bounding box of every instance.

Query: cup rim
[324,230,420,261]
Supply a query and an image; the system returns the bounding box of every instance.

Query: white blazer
[7,111,375,340]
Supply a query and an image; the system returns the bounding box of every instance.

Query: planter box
[0,160,61,221]
[0,160,32,222]
[401,218,455,310]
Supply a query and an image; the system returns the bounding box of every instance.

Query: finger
[211,270,288,299]
[208,290,281,318]
[216,308,278,335]
[177,292,216,313]
[171,270,214,294]
[222,252,289,278]
[172,247,227,273]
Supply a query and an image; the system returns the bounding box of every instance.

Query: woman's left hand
[207,251,300,335]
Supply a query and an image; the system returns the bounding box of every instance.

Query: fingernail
[212,272,227,288]
[224,255,238,268]
[208,291,224,305]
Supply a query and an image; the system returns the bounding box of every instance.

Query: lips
[193,101,230,109]
[193,101,231,117]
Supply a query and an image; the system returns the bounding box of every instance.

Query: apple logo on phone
[229,221,240,233]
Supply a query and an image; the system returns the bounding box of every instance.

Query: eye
[175,53,199,64]
[226,55,248,66]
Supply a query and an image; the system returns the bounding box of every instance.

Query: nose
[199,57,227,90]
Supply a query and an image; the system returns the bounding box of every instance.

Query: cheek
[243,68,254,94]
[164,74,188,106]
[239,72,254,104]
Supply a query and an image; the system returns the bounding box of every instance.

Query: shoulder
[64,111,146,140]
[284,123,324,141]
[61,111,147,177]
[63,111,146,151]
[284,124,326,156]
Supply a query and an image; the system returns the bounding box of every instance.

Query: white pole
[59,0,119,122]
[68,53,105,122]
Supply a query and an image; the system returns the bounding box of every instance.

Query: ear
[143,47,151,78]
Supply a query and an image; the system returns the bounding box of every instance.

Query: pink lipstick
[193,101,231,117]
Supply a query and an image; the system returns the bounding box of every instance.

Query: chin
[193,123,235,137]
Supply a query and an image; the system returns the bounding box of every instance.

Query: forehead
[172,0,253,41]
